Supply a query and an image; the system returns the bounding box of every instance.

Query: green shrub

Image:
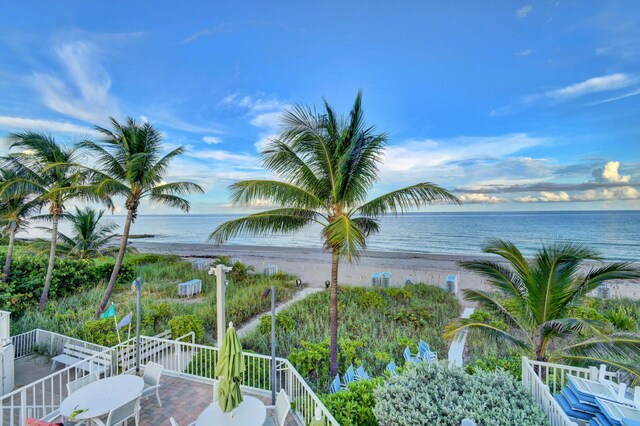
[374,363,548,426]
[357,291,386,309]
[169,314,205,343]
[78,319,120,347]
[94,260,136,287]
[605,307,637,331]
[258,312,296,334]
[321,378,383,426]
[465,353,522,380]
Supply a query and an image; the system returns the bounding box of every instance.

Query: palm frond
[208,208,319,245]
[459,259,527,301]
[540,317,608,341]
[147,194,191,212]
[357,183,460,216]
[462,289,533,342]
[323,215,367,261]
[350,217,380,237]
[229,180,323,209]
[443,318,531,351]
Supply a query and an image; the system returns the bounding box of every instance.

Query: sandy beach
[129,241,640,301]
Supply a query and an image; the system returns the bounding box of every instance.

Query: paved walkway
[447,307,475,367]
[237,287,323,338]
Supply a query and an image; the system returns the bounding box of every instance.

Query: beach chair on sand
[418,339,438,363]
[329,374,342,394]
[355,365,371,381]
[343,364,356,385]
[386,361,398,377]
[403,346,421,364]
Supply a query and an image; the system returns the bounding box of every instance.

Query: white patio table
[195,396,267,426]
[60,375,144,424]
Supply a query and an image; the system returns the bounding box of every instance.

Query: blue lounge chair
[355,365,370,381]
[403,346,421,364]
[418,339,438,363]
[343,364,356,385]
[329,374,342,394]
[386,361,398,377]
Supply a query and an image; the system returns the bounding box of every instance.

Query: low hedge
[373,362,548,426]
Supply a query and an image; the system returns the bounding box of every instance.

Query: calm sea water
[27,211,640,261]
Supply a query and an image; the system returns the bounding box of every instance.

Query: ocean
[28,210,640,261]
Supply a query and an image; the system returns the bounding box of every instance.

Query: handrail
[175,331,196,344]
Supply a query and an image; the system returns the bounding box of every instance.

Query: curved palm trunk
[96,208,133,318]
[39,215,59,310]
[329,247,339,376]
[2,224,17,283]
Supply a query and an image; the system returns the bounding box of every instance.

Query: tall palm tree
[444,239,640,378]
[0,169,41,282]
[210,92,460,375]
[34,207,119,259]
[1,133,99,309]
[84,117,204,318]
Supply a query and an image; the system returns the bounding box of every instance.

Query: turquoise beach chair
[355,365,370,381]
[403,346,421,364]
[329,374,342,394]
[418,339,437,363]
[385,361,398,377]
[343,364,356,385]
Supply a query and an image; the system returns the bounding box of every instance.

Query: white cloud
[515,49,532,56]
[250,112,283,128]
[31,39,119,124]
[459,193,506,204]
[381,133,545,179]
[541,74,635,100]
[601,161,631,183]
[513,195,539,203]
[255,134,277,153]
[513,191,570,202]
[516,5,532,18]
[186,149,260,165]
[574,187,639,201]
[202,136,223,144]
[0,115,96,135]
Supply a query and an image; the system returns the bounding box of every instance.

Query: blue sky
[1,0,639,213]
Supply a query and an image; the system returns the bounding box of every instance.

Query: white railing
[522,357,621,426]
[0,346,120,426]
[522,357,579,426]
[11,330,37,359]
[1,332,338,425]
[130,336,339,425]
[11,329,108,360]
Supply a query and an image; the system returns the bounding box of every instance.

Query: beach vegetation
[373,362,548,426]
[242,284,461,390]
[321,378,382,426]
[169,314,205,343]
[210,92,459,375]
[444,239,640,380]
[81,117,204,318]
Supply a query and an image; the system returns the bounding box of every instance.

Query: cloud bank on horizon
[0,1,638,213]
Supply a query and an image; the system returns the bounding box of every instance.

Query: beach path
[237,287,323,338]
[448,307,475,367]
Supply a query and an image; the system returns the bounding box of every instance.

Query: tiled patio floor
[139,375,299,426]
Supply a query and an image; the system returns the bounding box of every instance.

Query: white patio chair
[94,395,141,426]
[263,390,291,426]
[141,362,164,407]
[67,372,99,394]
[168,417,196,426]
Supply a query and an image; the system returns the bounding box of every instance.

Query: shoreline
[129,241,640,300]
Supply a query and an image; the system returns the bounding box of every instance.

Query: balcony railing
[1,332,339,426]
[521,357,621,426]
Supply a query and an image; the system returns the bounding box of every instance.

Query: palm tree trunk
[96,208,133,318]
[39,214,58,310]
[329,247,339,376]
[2,224,17,283]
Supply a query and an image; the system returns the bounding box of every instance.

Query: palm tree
[443,239,640,378]
[210,92,460,375]
[0,169,41,282]
[33,207,119,259]
[83,117,204,318]
[1,133,99,309]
